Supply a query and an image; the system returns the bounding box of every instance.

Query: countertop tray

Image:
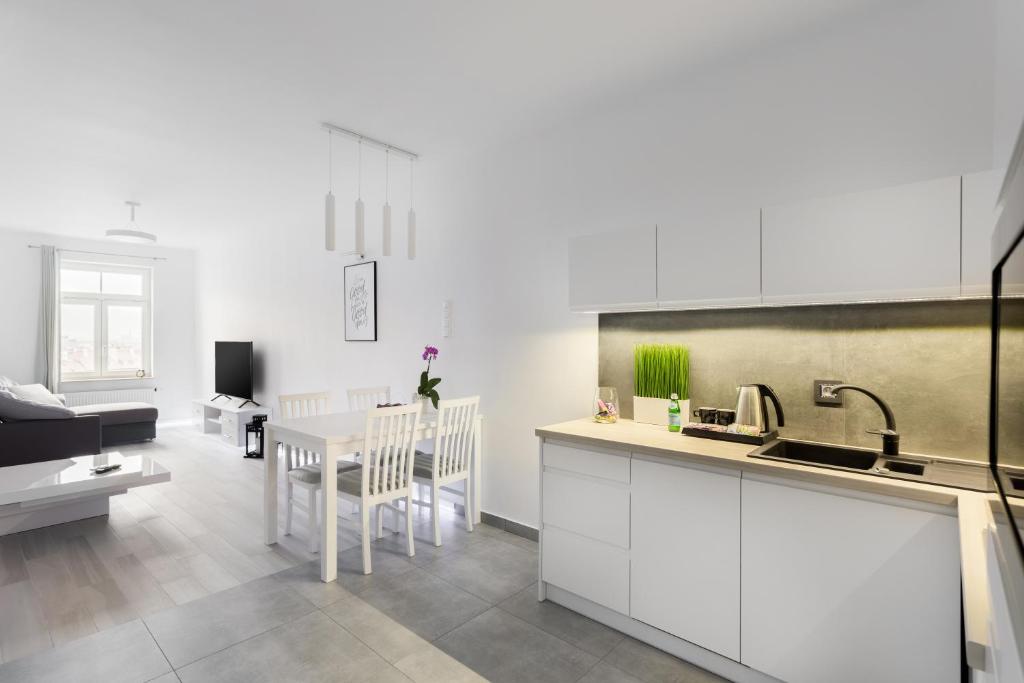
[682,426,777,446]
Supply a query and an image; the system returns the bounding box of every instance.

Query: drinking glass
[593,387,619,424]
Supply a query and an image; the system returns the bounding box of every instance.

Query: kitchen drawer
[542,526,629,614]
[543,441,629,483]
[542,470,629,548]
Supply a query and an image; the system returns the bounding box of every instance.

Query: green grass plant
[633,343,690,400]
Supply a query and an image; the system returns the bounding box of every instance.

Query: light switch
[442,299,452,338]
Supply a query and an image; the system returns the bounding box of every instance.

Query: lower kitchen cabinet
[741,476,960,683]
[540,441,631,614]
[630,457,741,660]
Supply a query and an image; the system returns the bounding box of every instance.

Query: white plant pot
[411,394,436,414]
[633,397,690,427]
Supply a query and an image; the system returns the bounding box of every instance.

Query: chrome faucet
[829,384,900,456]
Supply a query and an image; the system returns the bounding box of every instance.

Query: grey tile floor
[0,428,725,682]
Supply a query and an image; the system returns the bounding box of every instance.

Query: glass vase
[593,387,619,424]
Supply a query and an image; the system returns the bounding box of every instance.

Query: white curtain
[39,245,60,392]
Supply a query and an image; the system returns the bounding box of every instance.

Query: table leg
[473,417,482,524]
[264,426,279,545]
[320,445,339,582]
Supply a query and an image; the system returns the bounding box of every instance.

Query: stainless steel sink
[748,438,994,491]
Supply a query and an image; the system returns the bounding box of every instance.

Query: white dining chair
[336,403,422,574]
[412,396,479,546]
[347,386,391,411]
[278,392,358,553]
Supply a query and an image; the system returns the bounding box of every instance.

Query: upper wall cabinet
[569,226,657,312]
[657,209,762,309]
[762,176,962,305]
[962,168,1005,296]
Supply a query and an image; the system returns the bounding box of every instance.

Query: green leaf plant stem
[633,343,690,401]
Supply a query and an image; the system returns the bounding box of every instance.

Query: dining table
[263,409,483,582]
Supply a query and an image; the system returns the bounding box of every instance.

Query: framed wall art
[344,260,377,341]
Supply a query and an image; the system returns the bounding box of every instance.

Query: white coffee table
[0,452,170,535]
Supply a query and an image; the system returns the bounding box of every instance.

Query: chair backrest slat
[278,392,331,470]
[347,386,391,411]
[431,396,479,480]
[362,403,422,497]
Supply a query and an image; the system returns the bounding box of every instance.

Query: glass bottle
[668,393,681,432]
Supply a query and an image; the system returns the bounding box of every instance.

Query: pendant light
[407,159,416,260]
[106,201,156,243]
[354,139,365,255]
[325,131,335,251]
[382,148,392,256]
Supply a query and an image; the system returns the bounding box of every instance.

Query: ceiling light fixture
[408,159,416,260]
[355,139,365,255]
[325,130,335,251]
[106,201,156,243]
[382,148,392,256]
[319,122,417,259]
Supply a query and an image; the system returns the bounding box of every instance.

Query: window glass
[106,305,144,371]
[102,271,144,296]
[60,303,96,374]
[60,269,101,293]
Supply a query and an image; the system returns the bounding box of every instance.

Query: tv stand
[238,399,260,409]
[210,394,231,402]
[191,398,271,448]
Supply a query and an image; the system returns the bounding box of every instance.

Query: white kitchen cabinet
[962,169,1006,296]
[568,225,657,312]
[540,441,631,614]
[741,476,960,683]
[761,175,962,304]
[656,209,762,309]
[630,456,741,661]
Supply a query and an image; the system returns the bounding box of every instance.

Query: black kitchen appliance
[991,136,1024,570]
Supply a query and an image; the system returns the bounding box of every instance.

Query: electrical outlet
[814,380,843,406]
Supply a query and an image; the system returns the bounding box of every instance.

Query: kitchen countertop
[536,417,1000,672]
[536,418,976,507]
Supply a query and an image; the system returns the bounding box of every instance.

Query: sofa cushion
[0,388,76,421]
[0,376,16,390]
[71,402,158,426]
[10,383,63,406]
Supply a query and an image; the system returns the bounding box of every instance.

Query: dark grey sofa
[0,415,102,466]
[71,402,158,447]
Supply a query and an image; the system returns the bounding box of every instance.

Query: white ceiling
[0,0,898,246]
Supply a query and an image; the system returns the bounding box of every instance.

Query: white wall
[994,0,1024,166]
[440,0,996,527]
[192,0,996,527]
[0,228,197,420]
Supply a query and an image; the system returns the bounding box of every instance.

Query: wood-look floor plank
[0,537,27,588]
[0,581,51,663]
[0,426,312,665]
[160,575,209,605]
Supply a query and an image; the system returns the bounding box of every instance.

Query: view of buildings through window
[59,261,152,380]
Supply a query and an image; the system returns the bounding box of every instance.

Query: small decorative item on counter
[416,345,441,409]
[728,423,761,437]
[593,387,619,424]
[633,343,690,427]
[667,393,681,432]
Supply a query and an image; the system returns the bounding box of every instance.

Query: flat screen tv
[214,341,256,405]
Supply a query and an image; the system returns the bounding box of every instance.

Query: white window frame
[59,260,153,381]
